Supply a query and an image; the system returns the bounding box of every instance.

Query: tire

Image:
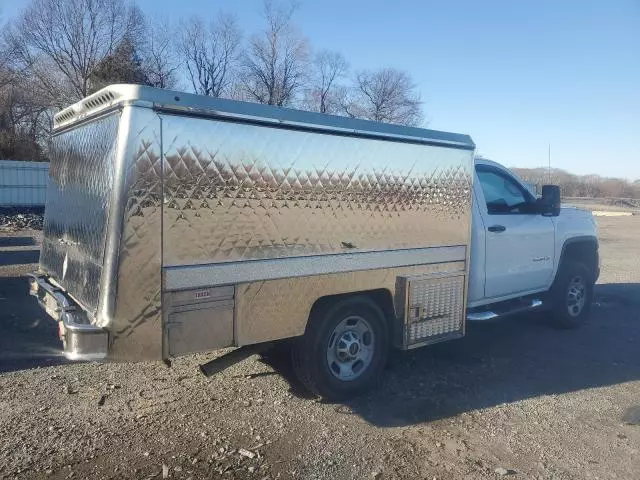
[291,296,389,400]
[549,260,593,328]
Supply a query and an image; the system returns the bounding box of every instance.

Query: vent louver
[54,89,120,128]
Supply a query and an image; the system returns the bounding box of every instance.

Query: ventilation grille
[82,91,117,111]
[54,89,120,128]
[397,272,466,348]
[55,110,75,125]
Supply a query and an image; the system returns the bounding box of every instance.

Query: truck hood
[555,205,598,239]
[560,205,595,221]
[561,204,589,213]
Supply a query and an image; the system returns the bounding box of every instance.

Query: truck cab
[468,157,599,327]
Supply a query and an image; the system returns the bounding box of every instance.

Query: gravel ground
[565,198,640,215]
[0,208,44,233]
[0,217,639,480]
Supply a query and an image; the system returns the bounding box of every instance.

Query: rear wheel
[549,261,593,328]
[292,296,389,400]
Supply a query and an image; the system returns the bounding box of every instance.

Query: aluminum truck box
[30,85,475,398]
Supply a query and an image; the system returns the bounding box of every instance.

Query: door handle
[488,225,506,233]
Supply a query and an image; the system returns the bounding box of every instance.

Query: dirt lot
[565,198,640,215]
[1,217,639,480]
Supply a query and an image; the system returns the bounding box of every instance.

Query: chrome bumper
[28,274,108,361]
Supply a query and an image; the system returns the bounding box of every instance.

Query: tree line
[2,0,636,199]
[512,167,640,200]
[0,0,423,161]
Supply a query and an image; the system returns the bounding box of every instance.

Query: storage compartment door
[165,286,235,357]
[396,273,466,349]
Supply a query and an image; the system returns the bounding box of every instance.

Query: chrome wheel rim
[566,275,587,317]
[326,315,375,381]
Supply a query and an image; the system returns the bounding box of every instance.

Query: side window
[476,168,531,214]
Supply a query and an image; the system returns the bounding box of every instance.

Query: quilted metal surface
[235,260,466,346]
[161,115,473,266]
[107,107,163,360]
[40,113,120,312]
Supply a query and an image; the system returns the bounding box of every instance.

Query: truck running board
[467,298,543,321]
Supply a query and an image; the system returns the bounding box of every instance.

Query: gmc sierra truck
[29,85,599,399]
[468,157,599,329]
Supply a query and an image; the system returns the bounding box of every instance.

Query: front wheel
[291,296,389,400]
[549,261,593,328]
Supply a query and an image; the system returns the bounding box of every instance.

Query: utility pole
[548,142,551,183]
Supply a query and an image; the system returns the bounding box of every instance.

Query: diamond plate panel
[401,274,466,347]
[40,113,120,311]
[108,107,163,360]
[161,116,474,266]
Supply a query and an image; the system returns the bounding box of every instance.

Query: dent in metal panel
[107,107,163,360]
[234,261,465,346]
[40,114,120,312]
[161,115,473,266]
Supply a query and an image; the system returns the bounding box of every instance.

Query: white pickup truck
[30,85,599,400]
[468,157,599,328]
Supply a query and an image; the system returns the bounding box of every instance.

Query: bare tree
[4,0,145,101]
[0,66,51,160]
[88,37,150,94]
[178,14,241,97]
[142,18,179,89]
[342,68,424,126]
[241,0,309,106]
[0,38,11,90]
[303,50,348,114]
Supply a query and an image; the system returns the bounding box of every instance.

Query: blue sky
[2,0,639,179]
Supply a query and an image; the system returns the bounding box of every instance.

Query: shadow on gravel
[0,236,36,247]
[259,345,317,400]
[0,276,67,374]
[344,282,640,427]
[0,249,40,266]
[4,265,639,428]
[261,283,640,427]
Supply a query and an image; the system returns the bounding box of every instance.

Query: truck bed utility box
[30,84,475,365]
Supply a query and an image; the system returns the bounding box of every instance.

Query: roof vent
[53,88,121,128]
[81,90,117,111]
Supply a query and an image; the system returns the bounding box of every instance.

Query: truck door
[474,165,555,299]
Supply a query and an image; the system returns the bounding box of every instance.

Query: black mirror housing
[540,184,561,216]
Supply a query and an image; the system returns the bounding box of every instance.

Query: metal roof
[54,84,475,149]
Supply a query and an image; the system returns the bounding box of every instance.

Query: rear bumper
[28,274,108,361]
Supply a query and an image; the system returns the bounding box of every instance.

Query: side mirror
[539,184,561,216]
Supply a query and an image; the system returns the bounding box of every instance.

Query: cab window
[476,167,533,214]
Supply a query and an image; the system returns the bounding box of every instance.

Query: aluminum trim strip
[165,245,467,290]
[97,106,133,327]
[54,85,475,149]
[153,106,475,149]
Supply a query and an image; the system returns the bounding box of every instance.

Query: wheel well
[307,289,396,334]
[560,239,598,275]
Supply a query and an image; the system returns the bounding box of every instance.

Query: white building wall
[0,160,49,206]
